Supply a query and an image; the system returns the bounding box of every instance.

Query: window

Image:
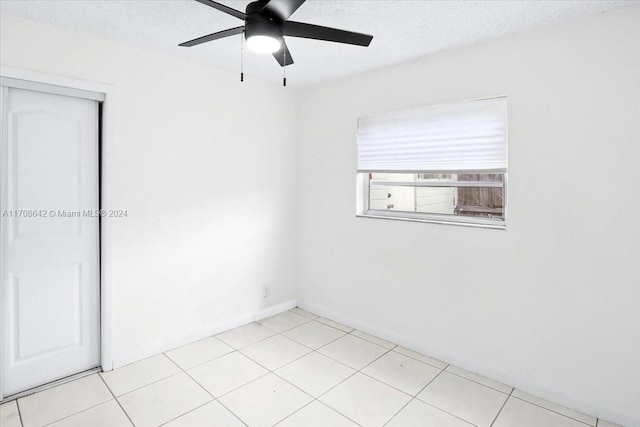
[356,97,507,229]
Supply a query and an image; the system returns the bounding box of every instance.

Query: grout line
[315,399,364,427]
[489,388,514,427]
[399,369,485,427]
[314,345,395,402]
[418,400,482,427]
[509,395,595,427]
[157,400,214,427]
[290,307,319,320]
[315,317,355,333]
[15,399,24,427]
[443,366,512,394]
[391,347,448,370]
[267,348,366,427]
[97,373,136,427]
[105,370,184,399]
[382,396,414,427]
[215,399,250,427]
[227,321,396,427]
[36,376,113,427]
[350,331,397,350]
[270,399,315,426]
[356,369,422,398]
[384,367,448,427]
[179,364,216,401]
[257,315,314,334]
[276,323,350,354]
[40,400,113,427]
[165,346,235,372]
[216,321,307,351]
[210,370,273,401]
[162,352,184,371]
[156,351,226,426]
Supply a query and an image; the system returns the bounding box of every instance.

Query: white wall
[294,7,640,427]
[0,14,298,368]
[2,6,639,426]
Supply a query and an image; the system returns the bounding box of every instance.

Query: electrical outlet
[263,285,269,298]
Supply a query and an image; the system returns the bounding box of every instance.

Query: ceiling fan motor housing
[244,6,283,42]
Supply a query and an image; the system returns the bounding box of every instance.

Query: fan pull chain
[283,39,287,87]
[240,31,245,82]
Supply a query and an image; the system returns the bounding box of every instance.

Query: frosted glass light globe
[246,35,281,54]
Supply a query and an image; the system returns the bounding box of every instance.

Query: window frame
[356,171,508,230]
[355,96,508,230]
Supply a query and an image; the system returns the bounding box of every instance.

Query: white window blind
[357,97,508,173]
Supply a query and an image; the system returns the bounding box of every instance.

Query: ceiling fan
[179,0,373,68]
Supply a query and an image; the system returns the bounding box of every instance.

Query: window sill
[356,212,506,230]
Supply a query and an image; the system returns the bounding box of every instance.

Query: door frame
[0,66,115,401]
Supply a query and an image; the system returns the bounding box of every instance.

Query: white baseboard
[111,299,297,370]
[296,301,635,427]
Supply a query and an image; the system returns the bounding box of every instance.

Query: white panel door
[0,86,100,397]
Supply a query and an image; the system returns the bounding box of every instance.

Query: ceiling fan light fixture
[246,35,281,54]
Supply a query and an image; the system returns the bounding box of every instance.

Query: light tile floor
[0,308,624,427]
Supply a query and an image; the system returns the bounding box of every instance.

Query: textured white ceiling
[1,0,637,88]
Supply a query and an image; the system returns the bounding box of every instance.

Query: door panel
[15,264,81,360]
[1,87,100,397]
[13,110,81,240]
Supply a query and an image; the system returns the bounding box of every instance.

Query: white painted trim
[0,66,116,379]
[0,76,105,102]
[112,300,297,369]
[0,86,7,402]
[0,67,111,97]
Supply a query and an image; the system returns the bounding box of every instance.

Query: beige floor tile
[351,330,396,349]
[258,311,311,333]
[387,399,475,427]
[290,308,318,319]
[512,389,596,425]
[47,400,132,427]
[276,352,355,397]
[18,374,112,427]
[493,397,593,427]
[188,351,268,397]
[163,401,245,426]
[100,354,180,396]
[277,401,358,426]
[219,374,312,427]
[362,351,442,395]
[417,372,508,427]
[393,347,448,369]
[315,318,354,333]
[165,337,233,370]
[1,400,22,427]
[216,323,276,349]
[597,420,623,427]
[446,365,513,394]
[318,334,388,370]
[117,373,212,427]
[241,335,311,370]
[283,321,347,349]
[320,373,411,426]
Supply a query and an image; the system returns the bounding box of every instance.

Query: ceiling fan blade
[283,21,373,46]
[261,0,306,21]
[179,26,244,47]
[273,40,294,67]
[193,0,246,20]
